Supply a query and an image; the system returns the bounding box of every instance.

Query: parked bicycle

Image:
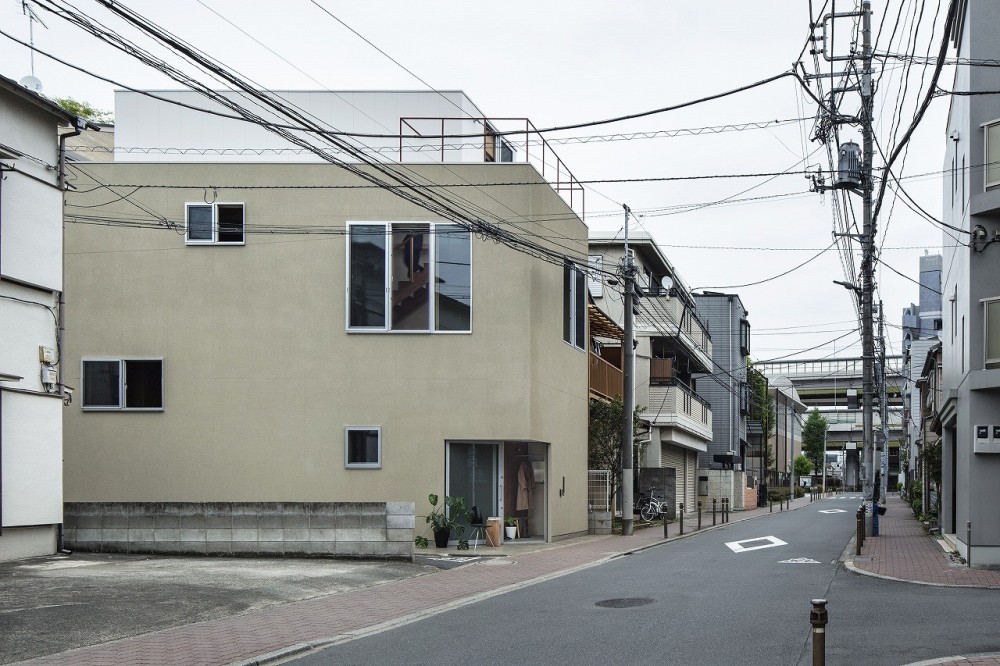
[635,488,669,521]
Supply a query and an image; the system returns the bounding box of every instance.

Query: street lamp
[833,280,862,294]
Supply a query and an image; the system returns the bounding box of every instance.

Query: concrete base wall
[63,502,414,560]
[698,469,749,510]
[0,525,58,562]
[588,511,612,535]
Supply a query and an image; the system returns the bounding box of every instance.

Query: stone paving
[848,493,1000,588]
[11,492,1000,666]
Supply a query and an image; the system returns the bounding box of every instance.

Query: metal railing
[398,116,585,220]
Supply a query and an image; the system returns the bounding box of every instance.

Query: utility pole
[860,0,878,535]
[878,300,890,511]
[805,0,878,531]
[621,204,635,536]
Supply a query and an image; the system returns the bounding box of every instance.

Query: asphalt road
[291,495,1000,666]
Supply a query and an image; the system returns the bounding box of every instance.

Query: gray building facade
[693,292,750,470]
[940,0,1000,565]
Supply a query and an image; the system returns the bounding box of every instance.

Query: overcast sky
[0,0,951,365]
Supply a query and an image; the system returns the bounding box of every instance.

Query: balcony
[590,351,623,401]
[635,297,712,372]
[646,380,713,443]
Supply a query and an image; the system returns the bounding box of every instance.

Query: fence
[588,470,611,512]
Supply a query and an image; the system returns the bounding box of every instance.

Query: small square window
[186,203,244,245]
[82,359,163,410]
[345,427,381,469]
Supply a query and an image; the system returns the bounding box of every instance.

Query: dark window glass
[217,204,244,243]
[391,224,430,330]
[349,226,387,328]
[435,225,471,331]
[575,266,586,348]
[83,360,120,407]
[563,264,572,344]
[346,429,380,466]
[187,205,212,241]
[125,360,163,409]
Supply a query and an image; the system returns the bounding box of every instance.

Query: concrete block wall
[63,501,415,560]
[699,470,749,510]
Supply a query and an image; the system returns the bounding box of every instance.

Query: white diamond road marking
[779,558,820,564]
[819,509,847,514]
[725,535,788,553]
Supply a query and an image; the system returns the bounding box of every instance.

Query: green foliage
[801,408,828,473]
[456,539,470,551]
[793,454,814,478]
[53,97,113,123]
[504,516,518,527]
[425,493,466,535]
[747,363,775,468]
[414,535,429,549]
[588,396,645,506]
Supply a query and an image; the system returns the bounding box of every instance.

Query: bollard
[855,507,863,556]
[663,511,669,539]
[698,501,702,530]
[679,503,685,535]
[810,599,828,666]
[723,498,729,523]
[712,498,717,526]
[770,499,773,513]
[967,521,972,567]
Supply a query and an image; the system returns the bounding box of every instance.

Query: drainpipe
[56,119,84,556]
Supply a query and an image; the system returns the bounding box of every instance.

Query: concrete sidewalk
[11,495,809,666]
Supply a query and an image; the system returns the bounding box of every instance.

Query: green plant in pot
[504,516,518,540]
[426,493,466,548]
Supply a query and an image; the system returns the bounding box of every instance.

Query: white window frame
[564,261,586,350]
[345,221,472,334]
[983,296,1000,369]
[185,202,245,245]
[344,426,382,469]
[81,357,164,411]
[981,119,1000,190]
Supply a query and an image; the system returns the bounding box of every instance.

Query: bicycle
[636,489,669,521]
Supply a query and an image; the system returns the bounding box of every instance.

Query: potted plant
[425,493,466,548]
[504,516,518,541]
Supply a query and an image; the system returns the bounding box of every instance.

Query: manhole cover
[595,597,655,608]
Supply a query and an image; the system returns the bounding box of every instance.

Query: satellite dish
[19,75,42,93]
[661,275,674,297]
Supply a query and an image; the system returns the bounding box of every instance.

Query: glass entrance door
[447,442,498,534]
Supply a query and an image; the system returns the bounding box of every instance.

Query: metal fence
[588,469,611,512]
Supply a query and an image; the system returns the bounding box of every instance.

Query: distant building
[693,292,760,509]
[588,232,713,516]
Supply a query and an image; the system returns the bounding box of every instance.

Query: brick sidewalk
[848,494,1000,588]
[15,496,809,666]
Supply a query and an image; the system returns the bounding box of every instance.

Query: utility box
[837,142,862,189]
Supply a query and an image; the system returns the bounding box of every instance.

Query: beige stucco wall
[63,162,589,540]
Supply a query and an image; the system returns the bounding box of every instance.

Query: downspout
[55,120,83,556]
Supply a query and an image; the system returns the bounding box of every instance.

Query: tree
[801,408,828,474]
[747,363,775,469]
[54,97,113,124]
[793,454,814,479]
[588,396,645,509]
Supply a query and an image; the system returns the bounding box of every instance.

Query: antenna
[20,1,48,91]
